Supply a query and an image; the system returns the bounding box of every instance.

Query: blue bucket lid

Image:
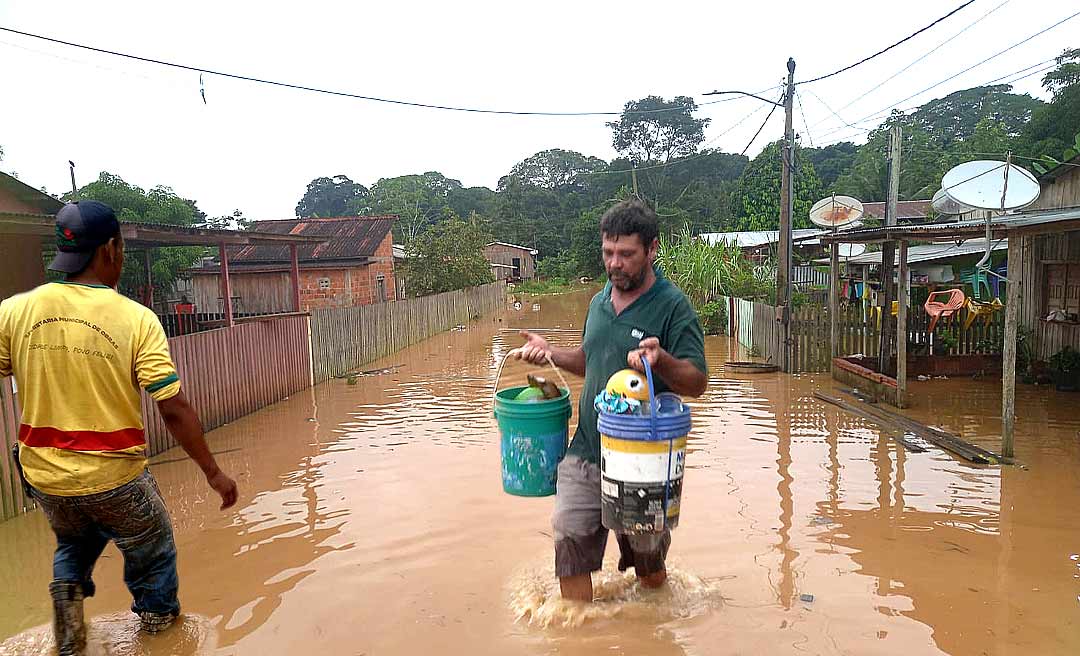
[596,359,691,440]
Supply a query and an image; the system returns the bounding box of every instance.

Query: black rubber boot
[138,610,178,634]
[48,580,86,656]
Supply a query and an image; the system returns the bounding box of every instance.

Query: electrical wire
[794,88,815,147]
[740,94,784,156]
[0,24,753,118]
[579,92,783,177]
[819,9,1080,136]
[810,0,1011,127]
[813,55,1067,145]
[796,0,978,85]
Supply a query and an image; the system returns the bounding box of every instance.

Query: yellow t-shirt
[0,282,182,496]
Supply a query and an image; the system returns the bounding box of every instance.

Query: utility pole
[878,125,902,375]
[68,161,77,196]
[777,57,796,373]
[631,165,640,198]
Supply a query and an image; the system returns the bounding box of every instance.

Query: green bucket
[494,386,572,497]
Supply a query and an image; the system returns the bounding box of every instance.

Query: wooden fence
[728,297,1006,374]
[0,378,30,521]
[309,282,505,384]
[728,297,782,365]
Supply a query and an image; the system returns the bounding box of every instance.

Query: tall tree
[295,175,370,218]
[70,172,205,302]
[606,96,711,206]
[370,171,464,244]
[402,214,494,296]
[500,149,606,190]
[1023,48,1080,161]
[728,141,823,231]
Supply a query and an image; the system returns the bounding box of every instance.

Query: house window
[318,277,331,290]
[1044,263,1080,316]
[376,274,386,303]
[512,257,522,279]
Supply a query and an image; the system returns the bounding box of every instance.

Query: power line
[810,0,1011,128]
[740,94,784,156]
[794,88,815,147]
[0,24,753,118]
[796,0,978,85]
[580,93,782,177]
[820,9,1080,136]
[813,55,1067,145]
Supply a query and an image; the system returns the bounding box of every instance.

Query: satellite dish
[809,195,863,229]
[939,160,1040,211]
[932,187,976,215]
[838,243,866,258]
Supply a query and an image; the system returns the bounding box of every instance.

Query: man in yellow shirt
[0,200,238,655]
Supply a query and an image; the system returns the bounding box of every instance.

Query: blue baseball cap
[48,201,121,273]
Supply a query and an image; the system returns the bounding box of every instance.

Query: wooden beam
[829,242,840,359]
[861,265,870,356]
[219,242,235,328]
[1001,234,1023,458]
[897,240,909,408]
[289,244,302,312]
[143,249,154,309]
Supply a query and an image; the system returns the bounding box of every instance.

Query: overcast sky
[0,0,1075,220]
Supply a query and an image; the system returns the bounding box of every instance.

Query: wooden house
[0,171,62,299]
[188,216,397,313]
[484,242,537,282]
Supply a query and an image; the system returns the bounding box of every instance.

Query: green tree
[802,142,857,190]
[71,172,205,302]
[502,148,606,189]
[728,141,823,231]
[201,209,252,231]
[833,120,946,202]
[1024,48,1080,162]
[295,175,370,218]
[370,171,464,244]
[606,96,710,206]
[403,215,494,296]
[907,85,1042,146]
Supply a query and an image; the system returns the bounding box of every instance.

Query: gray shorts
[551,455,670,578]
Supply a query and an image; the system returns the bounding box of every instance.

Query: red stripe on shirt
[19,424,145,451]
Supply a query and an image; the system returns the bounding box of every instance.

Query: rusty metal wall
[141,314,313,457]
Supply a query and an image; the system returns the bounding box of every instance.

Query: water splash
[508,562,724,629]
[0,613,215,656]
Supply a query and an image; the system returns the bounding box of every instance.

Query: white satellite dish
[838,243,866,258]
[809,195,864,229]
[931,187,976,215]
[939,160,1040,211]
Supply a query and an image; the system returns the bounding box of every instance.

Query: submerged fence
[726,296,1006,374]
[309,282,505,383]
[0,379,30,521]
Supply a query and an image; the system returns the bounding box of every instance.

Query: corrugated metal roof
[231,216,396,263]
[0,171,64,215]
[486,241,538,255]
[820,206,1080,243]
[831,238,1007,266]
[700,229,825,249]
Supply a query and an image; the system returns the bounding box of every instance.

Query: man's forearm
[157,392,221,479]
[550,346,586,377]
[654,352,708,397]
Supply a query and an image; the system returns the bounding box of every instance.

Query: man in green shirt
[516,200,707,601]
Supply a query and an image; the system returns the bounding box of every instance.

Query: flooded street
[2,289,1078,655]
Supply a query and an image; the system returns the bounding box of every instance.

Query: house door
[512,257,521,279]
[376,274,387,303]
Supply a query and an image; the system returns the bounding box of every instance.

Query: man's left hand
[628,337,667,373]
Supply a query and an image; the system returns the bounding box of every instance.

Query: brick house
[188,216,397,313]
[484,242,537,282]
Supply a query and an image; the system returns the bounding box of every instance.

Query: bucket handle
[640,357,673,529]
[493,348,572,409]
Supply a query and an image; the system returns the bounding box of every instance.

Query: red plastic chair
[924,289,966,332]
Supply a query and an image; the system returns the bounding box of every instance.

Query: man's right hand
[515,330,552,365]
[207,470,239,510]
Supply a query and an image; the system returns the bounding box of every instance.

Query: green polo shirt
[566,267,707,465]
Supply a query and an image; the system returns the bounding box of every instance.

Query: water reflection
[2,289,1079,655]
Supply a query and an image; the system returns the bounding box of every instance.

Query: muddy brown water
[2,290,1078,655]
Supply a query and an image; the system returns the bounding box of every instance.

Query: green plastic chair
[957,267,992,301]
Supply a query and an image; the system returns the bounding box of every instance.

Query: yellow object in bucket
[606,369,650,402]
